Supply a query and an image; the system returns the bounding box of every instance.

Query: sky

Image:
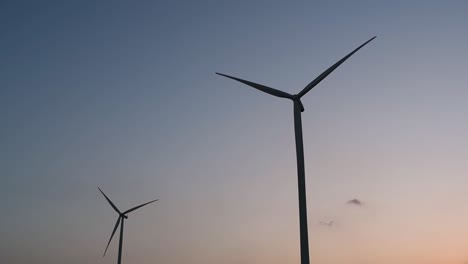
[2,1,468,263]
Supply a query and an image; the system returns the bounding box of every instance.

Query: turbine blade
[98,187,121,214]
[123,199,159,215]
[297,36,376,98]
[216,73,293,99]
[103,216,121,257]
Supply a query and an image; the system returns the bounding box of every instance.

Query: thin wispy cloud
[346,198,364,206]
[318,220,334,227]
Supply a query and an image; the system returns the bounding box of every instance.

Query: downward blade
[103,216,121,257]
[297,36,376,98]
[98,187,121,215]
[123,199,159,215]
[216,73,293,99]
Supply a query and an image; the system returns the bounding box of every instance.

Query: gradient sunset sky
[2,1,468,264]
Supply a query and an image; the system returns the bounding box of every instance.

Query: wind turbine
[98,187,158,264]
[216,36,376,264]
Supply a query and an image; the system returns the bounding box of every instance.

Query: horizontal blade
[216,72,293,99]
[98,187,121,215]
[297,36,376,98]
[123,199,159,215]
[103,216,121,257]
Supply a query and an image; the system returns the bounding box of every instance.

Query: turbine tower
[216,36,376,264]
[99,187,158,264]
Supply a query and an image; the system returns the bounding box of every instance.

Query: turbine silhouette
[99,187,158,264]
[216,36,376,264]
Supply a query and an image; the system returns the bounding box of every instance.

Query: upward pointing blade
[103,216,121,257]
[216,73,293,99]
[297,36,376,98]
[98,187,121,215]
[123,199,159,215]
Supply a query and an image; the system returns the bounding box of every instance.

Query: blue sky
[2,1,468,263]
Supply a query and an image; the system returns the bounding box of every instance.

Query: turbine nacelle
[291,95,305,112]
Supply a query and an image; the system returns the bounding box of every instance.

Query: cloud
[346,198,363,206]
[318,220,334,227]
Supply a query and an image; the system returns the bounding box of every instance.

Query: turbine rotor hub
[292,96,305,112]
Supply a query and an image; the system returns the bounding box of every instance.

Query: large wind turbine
[216,36,376,264]
[98,187,158,264]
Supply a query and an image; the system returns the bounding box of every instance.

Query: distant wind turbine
[98,187,158,264]
[216,36,376,264]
